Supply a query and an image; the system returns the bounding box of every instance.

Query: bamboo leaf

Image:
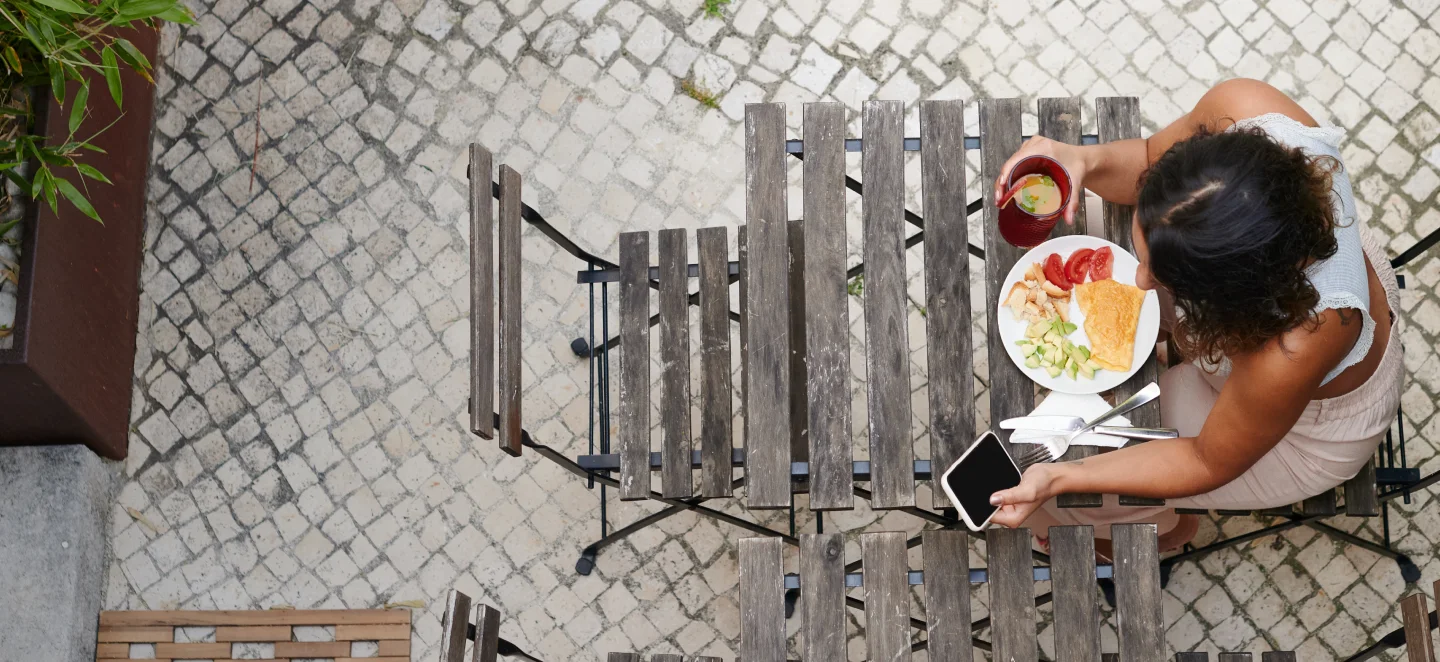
[157,5,194,23]
[55,177,101,222]
[75,163,113,185]
[117,0,178,22]
[68,82,89,134]
[112,38,151,71]
[48,59,65,103]
[33,0,91,14]
[101,46,122,107]
[1,46,20,75]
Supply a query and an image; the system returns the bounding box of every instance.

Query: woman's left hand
[989,463,1063,528]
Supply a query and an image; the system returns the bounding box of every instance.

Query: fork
[1010,383,1166,471]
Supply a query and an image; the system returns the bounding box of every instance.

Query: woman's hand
[988,463,1063,529]
[994,136,1088,224]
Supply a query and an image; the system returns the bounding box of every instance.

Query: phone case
[939,431,1024,532]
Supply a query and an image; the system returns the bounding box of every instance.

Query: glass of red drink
[997,155,1073,248]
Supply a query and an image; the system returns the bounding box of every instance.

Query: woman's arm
[990,317,1352,527]
[994,79,1318,212]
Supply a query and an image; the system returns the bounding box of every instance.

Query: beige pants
[1031,230,1405,539]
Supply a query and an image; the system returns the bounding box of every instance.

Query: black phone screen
[944,433,1023,526]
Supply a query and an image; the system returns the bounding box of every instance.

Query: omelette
[1074,279,1146,372]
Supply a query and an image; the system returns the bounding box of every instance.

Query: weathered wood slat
[1174,654,1209,662]
[1037,97,1102,509]
[1094,97,1162,506]
[607,655,641,662]
[96,626,175,642]
[1103,655,1120,662]
[215,625,290,642]
[1403,592,1437,662]
[739,225,749,464]
[654,655,684,662]
[275,641,352,657]
[802,102,854,511]
[618,231,652,501]
[788,219,809,472]
[473,604,501,662]
[659,228,693,498]
[497,164,523,457]
[95,643,129,658]
[469,144,494,439]
[862,100,915,509]
[863,531,912,662]
[336,623,408,640]
[801,533,846,662]
[1344,459,1380,516]
[743,103,793,509]
[154,642,233,657]
[987,526,1038,662]
[923,530,972,662]
[1112,523,1163,662]
[378,639,410,656]
[1261,653,1296,662]
[1050,525,1101,662]
[738,537,786,661]
[1301,490,1338,516]
[1218,655,1252,662]
[100,611,409,627]
[980,98,1031,459]
[920,99,974,510]
[697,227,734,498]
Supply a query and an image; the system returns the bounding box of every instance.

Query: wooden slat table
[738,524,1172,661]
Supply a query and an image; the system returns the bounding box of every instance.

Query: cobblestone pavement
[101,0,1440,659]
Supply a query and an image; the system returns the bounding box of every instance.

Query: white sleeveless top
[1201,113,1374,386]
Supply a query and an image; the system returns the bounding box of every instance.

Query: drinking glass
[998,155,1073,249]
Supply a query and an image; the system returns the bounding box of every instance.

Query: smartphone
[939,431,1024,531]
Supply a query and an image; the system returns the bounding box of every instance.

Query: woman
[987,79,1403,553]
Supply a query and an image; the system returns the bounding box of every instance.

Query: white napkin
[1009,392,1132,458]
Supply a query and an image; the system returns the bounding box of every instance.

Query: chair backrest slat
[471,604,500,662]
[617,231,652,500]
[860,99,916,510]
[653,654,684,662]
[1217,654,1253,661]
[801,533,846,661]
[1050,525,1101,662]
[496,165,523,457]
[468,144,494,441]
[1113,524,1164,662]
[439,589,472,662]
[1037,96,1103,509]
[978,98,1031,460]
[696,226,734,498]
[1260,653,1296,662]
[1175,654,1208,662]
[739,537,786,661]
[607,654,641,662]
[922,530,972,662]
[987,526,1038,662]
[918,99,973,509]
[1344,458,1380,516]
[1403,591,1437,662]
[659,228,693,498]
[862,531,912,662]
[800,101,854,511]
[741,103,794,509]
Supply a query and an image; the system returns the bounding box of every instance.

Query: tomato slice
[1090,246,1114,281]
[1064,248,1095,284]
[1043,253,1071,291]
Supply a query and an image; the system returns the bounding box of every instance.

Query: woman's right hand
[994,136,1088,225]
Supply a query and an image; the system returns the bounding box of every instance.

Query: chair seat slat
[1113,524,1164,662]
[987,526,1038,662]
[862,531,912,662]
[618,231,652,501]
[659,228,693,498]
[922,530,972,662]
[697,227,734,498]
[801,533,846,661]
[1051,525,1101,662]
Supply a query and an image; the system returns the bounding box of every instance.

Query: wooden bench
[96,609,410,661]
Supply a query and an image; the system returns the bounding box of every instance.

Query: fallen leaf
[125,507,161,534]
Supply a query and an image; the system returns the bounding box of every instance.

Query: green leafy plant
[702,0,731,18]
[0,0,192,226]
[679,78,720,109]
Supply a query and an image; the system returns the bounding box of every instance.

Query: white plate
[994,235,1160,395]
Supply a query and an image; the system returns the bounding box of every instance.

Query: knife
[999,415,1178,440]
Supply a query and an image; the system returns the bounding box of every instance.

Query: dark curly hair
[1136,124,1341,363]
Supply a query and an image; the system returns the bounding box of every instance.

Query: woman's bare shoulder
[1233,308,1358,384]
[1191,79,1319,130]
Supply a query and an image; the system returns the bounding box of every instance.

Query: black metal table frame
[478,129,1440,629]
